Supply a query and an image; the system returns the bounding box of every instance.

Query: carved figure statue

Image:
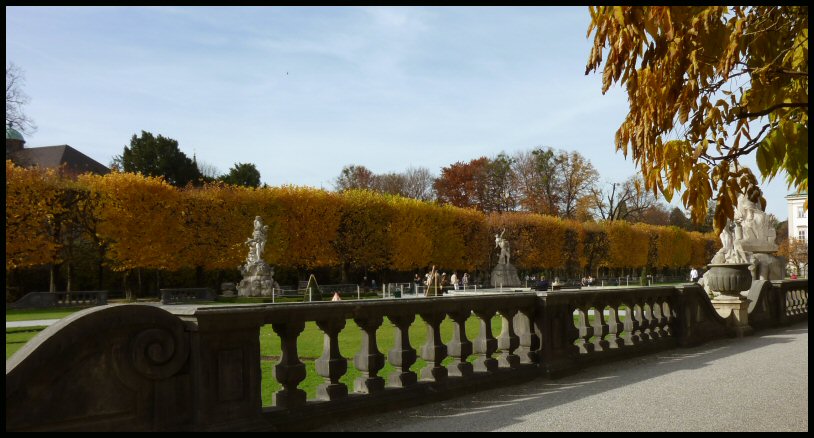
[495,229,510,265]
[712,219,748,264]
[245,216,268,265]
[733,186,776,248]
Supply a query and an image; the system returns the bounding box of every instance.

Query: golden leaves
[7,166,720,274]
[586,6,808,231]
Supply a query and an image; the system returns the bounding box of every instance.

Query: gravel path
[6,319,60,328]
[317,321,808,432]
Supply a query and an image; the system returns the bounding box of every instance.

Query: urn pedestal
[706,263,754,337]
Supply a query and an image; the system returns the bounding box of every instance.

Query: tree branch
[737,102,808,119]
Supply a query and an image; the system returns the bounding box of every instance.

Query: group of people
[418,266,470,295]
[580,275,595,287]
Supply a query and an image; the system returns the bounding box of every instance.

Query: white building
[785,192,808,277]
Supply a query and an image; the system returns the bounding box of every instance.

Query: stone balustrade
[6,281,807,431]
[160,287,216,304]
[8,290,108,309]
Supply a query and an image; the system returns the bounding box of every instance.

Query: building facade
[785,192,808,277]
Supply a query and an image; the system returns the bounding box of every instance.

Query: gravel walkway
[6,319,61,329]
[317,321,808,432]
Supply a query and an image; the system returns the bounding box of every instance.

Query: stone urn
[705,263,752,297]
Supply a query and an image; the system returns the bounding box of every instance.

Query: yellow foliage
[7,167,721,275]
[605,221,649,268]
[5,161,64,269]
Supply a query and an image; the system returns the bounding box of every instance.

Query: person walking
[450,272,458,290]
[690,266,699,283]
[462,272,469,290]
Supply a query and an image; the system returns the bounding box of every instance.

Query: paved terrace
[318,321,808,432]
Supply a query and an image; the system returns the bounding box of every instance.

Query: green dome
[6,125,24,141]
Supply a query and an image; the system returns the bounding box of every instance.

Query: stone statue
[237,216,275,297]
[495,229,510,265]
[245,216,268,264]
[733,187,777,253]
[491,229,521,288]
[711,219,748,264]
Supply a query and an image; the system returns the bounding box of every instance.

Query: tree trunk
[195,265,204,287]
[49,264,57,293]
[66,262,72,294]
[137,268,143,298]
[124,270,133,302]
[97,260,104,290]
[340,262,349,283]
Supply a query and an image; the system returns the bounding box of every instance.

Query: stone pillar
[387,314,417,387]
[711,295,754,337]
[315,318,348,400]
[353,315,385,394]
[574,306,594,354]
[419,311,448,382]
[496,308,520,369]
[271,321,307,408]
[513,310,539,364]
[472,309,498,373]
[604,304,624,349]
[446,310,474,377]
[589,307,610,352]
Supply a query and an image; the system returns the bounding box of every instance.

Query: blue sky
[6,6,794,220]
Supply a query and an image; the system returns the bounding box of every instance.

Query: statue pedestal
[237,261,275,297]
[711,295,754,338]
[491,263,521,288]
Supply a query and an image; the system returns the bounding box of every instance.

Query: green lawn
[5,308,87,322]
[6,327,47,358]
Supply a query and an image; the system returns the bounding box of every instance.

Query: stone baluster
[472,309,498,373]
[387,314,417,387]
[353,315,385,394]
[590,305,610,352]
[419,312,448,382]
[496,308,520,368]
[514,309,539,364]
[621,301,639,346]
[446,310,473,377]
[574,306,594,354]
[604,301,624,349]
[632,302,650,343]
[654,296,671,337]
[644,297,662,341]
[271,321,307,408]
[315,318,348,400]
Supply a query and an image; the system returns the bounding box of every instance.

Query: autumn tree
[220,162,261,188]
[589,176,658,222]
[334,165,376,192]
[373,172,408,197]
[482,153,518,213]
[586,6,808,231]
[778,237,808,277]
[637,203,671,226]
[402,166,436,201]
[433,157,489,210]
[113,131,203,187]
[513,148,598,218]
[558,151,600,219]
[669,207,692,230]
[512,148,560,215]
[6,62,36,135]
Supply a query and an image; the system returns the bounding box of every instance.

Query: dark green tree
[220,162,261,188]
[113,131,202,187]
[669,207,691,230]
